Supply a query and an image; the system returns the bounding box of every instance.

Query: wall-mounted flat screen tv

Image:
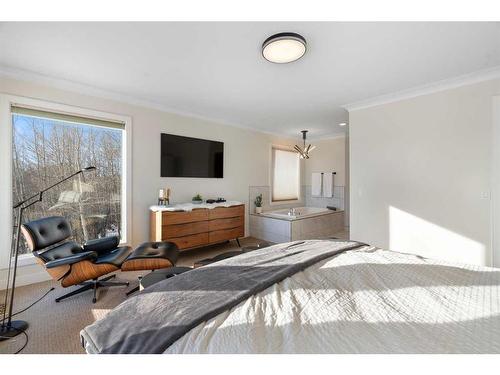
[161,133,224,178]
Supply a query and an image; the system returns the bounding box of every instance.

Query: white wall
[304,136,348,226]
[0,75,298,287]
[345,131,350,228]
[349,78,500,266]
[492,96,500,267]
[304,136,346,186]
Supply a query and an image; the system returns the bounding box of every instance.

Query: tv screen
[161,133,224,178]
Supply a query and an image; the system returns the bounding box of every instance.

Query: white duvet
[165,246,500,353]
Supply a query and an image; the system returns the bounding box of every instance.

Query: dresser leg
[236,238,241,247]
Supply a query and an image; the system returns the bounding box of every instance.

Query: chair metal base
[125,275,143,296]
[55,274,129,303]
[125,285,141,296]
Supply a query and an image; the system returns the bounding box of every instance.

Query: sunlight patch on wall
[389,206,486,265]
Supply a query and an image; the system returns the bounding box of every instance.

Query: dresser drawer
[151,204,245,248]
[208,205,244,220]
[168,233,209,250]
[209,216,244,231]
[162,209,208,225]
[209,227,244,244]
[163,221,208,238]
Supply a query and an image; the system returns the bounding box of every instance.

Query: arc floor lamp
[0,166,96,341]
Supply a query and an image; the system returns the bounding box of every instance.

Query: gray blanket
[80,240,365,353]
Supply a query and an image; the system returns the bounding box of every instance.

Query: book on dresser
[150,204,245,250]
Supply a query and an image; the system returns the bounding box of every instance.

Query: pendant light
[294,130,315,159]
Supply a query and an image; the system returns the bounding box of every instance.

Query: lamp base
[0,320,29,341]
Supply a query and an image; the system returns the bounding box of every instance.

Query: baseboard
[0,269,51,291]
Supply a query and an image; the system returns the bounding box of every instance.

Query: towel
[312,173,323,197]
[322,172,334,197]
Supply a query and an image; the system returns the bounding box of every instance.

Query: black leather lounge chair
[21,216,132,303]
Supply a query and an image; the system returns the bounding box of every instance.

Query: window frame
[269,144,302,205]
[0,94,132,269]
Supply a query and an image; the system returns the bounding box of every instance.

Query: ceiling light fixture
[262,32,307,64]
[294,130,315,159]
[339,122,347,127]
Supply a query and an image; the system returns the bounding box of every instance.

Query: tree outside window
[12,112,123,254]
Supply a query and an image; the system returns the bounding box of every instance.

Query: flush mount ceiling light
[262,32,307,64]
[339,122,347,127]
[294,130,316,159]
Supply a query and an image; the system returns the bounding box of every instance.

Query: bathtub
[250,207,345,243]
[262,206,333,220]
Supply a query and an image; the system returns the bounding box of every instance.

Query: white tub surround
[250,207,344,243]
[150,201,243,212]
[262,206,333,220]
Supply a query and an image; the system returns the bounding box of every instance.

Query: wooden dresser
[150,204,245,251]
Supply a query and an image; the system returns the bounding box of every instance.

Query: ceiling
[1,22,499,139]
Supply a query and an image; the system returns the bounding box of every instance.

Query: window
[271,146,300,202]
[11,106,126,255]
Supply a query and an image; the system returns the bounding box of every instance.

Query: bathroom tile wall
[248,185,305,214]
[248,185,345,214]
[304,185,345,211]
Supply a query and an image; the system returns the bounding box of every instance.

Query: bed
[80,240,500,354]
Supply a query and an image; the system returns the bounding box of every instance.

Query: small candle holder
[158,189,165,206]
[165,188,170,206]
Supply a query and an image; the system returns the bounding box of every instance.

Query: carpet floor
[0,237,263,354]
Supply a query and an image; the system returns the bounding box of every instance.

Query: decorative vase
[255,206,262,214]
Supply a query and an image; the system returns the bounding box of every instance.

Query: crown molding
[0,64,300,141]
[342,65,500,112]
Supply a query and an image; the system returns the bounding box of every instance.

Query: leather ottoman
[121,241,179,272]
